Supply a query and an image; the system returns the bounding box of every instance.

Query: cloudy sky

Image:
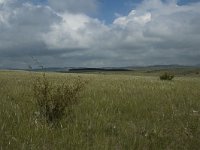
[0,0,200,68]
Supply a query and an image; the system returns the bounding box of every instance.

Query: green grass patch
[0,71,200,149]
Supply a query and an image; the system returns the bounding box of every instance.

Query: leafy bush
[160,72,174,81]
[33,73,85,125]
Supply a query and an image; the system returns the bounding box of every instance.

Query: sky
[0,0,200,68]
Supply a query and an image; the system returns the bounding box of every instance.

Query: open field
[0,70,200,149]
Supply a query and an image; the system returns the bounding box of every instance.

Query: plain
[0,70,200,149]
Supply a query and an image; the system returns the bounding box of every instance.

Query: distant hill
[67,68,130,72]
[2,65,200,74]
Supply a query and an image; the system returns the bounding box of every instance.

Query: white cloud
[0,0,200,68]
[0,0,6,4]
[42,13,109,50]
[114,10,151,27]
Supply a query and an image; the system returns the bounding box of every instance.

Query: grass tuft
[33,73,85,125]
[160,72,174,80]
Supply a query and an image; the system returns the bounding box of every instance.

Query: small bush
[33,73,85,125]
[160,72,174,81]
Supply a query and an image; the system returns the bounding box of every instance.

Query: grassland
[0,70,200,149]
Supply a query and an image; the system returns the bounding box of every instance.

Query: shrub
[33,73,85,125]
[160,72,174,81]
